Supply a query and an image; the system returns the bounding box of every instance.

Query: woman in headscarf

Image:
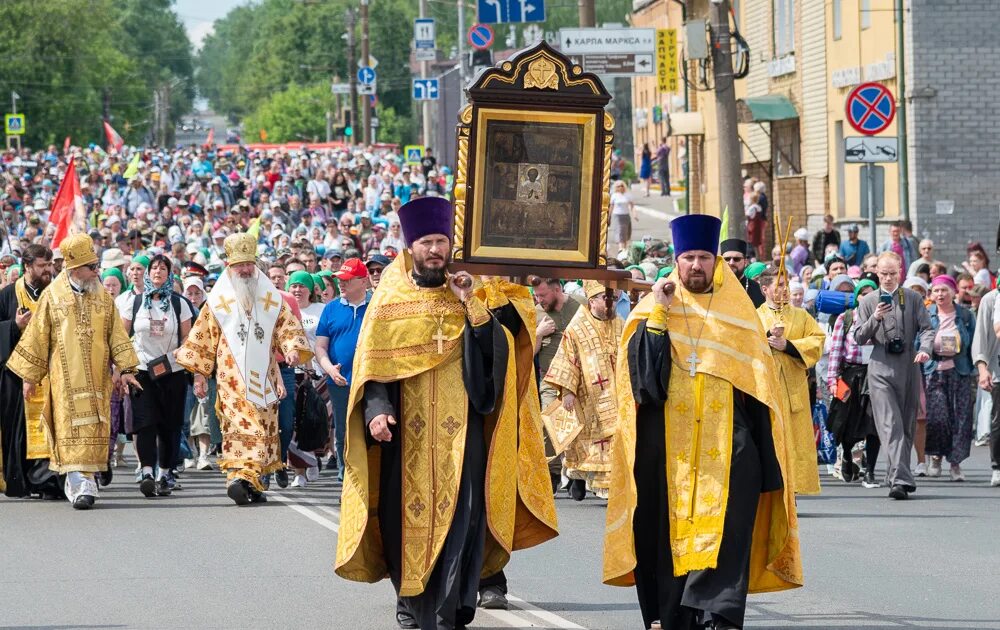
[101,268,129,471]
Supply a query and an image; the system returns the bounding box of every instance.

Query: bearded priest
[336,197,557,630]
[6,234,141,510]
[175,232,312,506]
[603,214,803,630]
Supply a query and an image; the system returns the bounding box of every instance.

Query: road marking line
[270,492,339,532]
[634,202,676,222]
[507,596,586,629]
[275,493,588,629]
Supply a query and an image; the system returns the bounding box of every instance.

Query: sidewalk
[628,182,681,221]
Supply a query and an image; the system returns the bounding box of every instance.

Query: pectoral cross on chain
[432,316,447,355]
[685,351,701,377]
[237,323,249,343]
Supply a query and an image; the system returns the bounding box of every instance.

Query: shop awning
[737,94,798,123]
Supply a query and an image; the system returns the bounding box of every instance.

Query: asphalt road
[2,443,998,629]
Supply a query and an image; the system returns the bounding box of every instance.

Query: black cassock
[363,314,507,630]
[0,283,61,498]
[628,322,783,630]
[740,274,766,309]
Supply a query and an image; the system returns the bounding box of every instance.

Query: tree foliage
[243,83,337,144]
[0,0,193,148]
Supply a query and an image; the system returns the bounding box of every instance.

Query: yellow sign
[404,144,424,164]
[656,29,679,93]
[5,113,25,136]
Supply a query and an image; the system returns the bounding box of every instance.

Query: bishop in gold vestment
[6,234,140,510]
[544,280,623,500]
[335,198,557,630]
[603,215,802,630]
[176,233,311,503]
[756,268,826,495]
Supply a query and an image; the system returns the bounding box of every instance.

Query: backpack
[294,377,330,452]
[129,292,191,349]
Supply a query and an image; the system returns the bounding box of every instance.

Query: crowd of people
[0,138,997,630]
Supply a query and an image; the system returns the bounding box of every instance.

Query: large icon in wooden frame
[452,42,615,275]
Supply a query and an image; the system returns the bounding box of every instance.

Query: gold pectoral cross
[432,316,447,355]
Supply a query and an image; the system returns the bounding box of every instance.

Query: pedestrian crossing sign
[405,145,424,164]
[5,113,25,135]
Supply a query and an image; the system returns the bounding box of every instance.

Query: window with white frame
[773,0,795,57]
[833,0,842,40]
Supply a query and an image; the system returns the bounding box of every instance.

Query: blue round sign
[467,23,494,51]
[845,82,895,136]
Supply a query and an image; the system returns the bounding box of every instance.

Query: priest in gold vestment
[335,198,557,630]
[603,215,802,630]
[6,234,141,510]
[176,232,311,506]
[756,267,826,495]
[544,280,623,501]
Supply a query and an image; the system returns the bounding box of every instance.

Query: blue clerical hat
[670,214,722,256]
[397,197,454,246]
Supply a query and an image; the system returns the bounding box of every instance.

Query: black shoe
[97,467,113,487]
[155,478,172,496]
[139,474,157,498]
[888,485,908,500]
[73,495,95,510]
[275,468,289,489]
[478,586,509,610]
[569,479,587,501]
[396,611,418,629]
[227,480,252,506]
[550,472,561,494]
[249,490,267,504]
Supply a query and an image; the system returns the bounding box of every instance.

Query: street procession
[1,1,997,629]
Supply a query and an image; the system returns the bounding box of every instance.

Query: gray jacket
[971,289,999,381]
[853,287,933,365]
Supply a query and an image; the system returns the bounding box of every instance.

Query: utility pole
[709,0,743,232]
[346,8,357,147]
[895,0,909,223]
[457,0,466,104]
[360,0,371,146]
[419,0,431,147]
[578,0,595,27]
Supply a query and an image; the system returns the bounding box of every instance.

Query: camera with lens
[886,338,906,354]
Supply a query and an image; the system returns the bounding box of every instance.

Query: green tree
[243,83,336,143]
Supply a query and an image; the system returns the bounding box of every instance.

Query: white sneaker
[915,462,927,477]
[305,465,320,482]
[291,474,307,488]
[990,470,1000,487]
[950,466,966,482]
[196,456,213,471]
[927,458,942,477]
[184,458,196,470]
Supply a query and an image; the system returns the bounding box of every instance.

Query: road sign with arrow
[559,27,656,76]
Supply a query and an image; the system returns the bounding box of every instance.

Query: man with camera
[853,252,933,500]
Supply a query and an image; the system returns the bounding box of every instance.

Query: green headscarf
[655,266,674,280]
[101,268,126,295]
[853,279,877,303]
[285,270,315,292]
[132,254,151,269]
[745,261,767,280]
[311,273,326,292]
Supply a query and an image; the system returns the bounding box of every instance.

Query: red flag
[103,120,124,153]
[49,157,85,249]
[63,136,71,154]
[203,127,215,148]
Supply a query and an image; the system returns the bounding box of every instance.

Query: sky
[174,0,247,50]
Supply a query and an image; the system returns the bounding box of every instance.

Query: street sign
[414,18,436,48]
[412,78,440,101]
[371,117,380,129]
[415,49,437,62]
[357,66,377,85]
[656,29,679,92]
[859,164,885,219]
[468,23,495,50]
[357,56,379,69]
[844,136,898,163]
[404,145,424,164]
[5,113,25,136]
[359,83,376,96]
[331,83,351,95]
[477,0,545,24]
[846,82,895,136]
[560,27,655,55]
[567,53,654,76]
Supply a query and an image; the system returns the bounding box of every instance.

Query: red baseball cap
[334,258,369,280]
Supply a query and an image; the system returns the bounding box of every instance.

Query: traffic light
[344,126,353,137]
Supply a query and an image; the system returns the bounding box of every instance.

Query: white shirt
[300,302,326,373]
[123,293,195,372]
[610,191,632,216]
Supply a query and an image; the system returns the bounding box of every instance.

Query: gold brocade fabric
[603,259,803,594]
[335,257,555,596]
[476,279,558,570]
[176,300,311,492]
[544,307,623,495]
[757,304,826,495]
[14,277,52,460]
[7,273,138,473]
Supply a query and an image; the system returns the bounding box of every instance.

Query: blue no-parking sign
[845,82,895,136]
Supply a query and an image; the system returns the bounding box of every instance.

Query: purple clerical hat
[670,214,722,256]
[397,197,454,246]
